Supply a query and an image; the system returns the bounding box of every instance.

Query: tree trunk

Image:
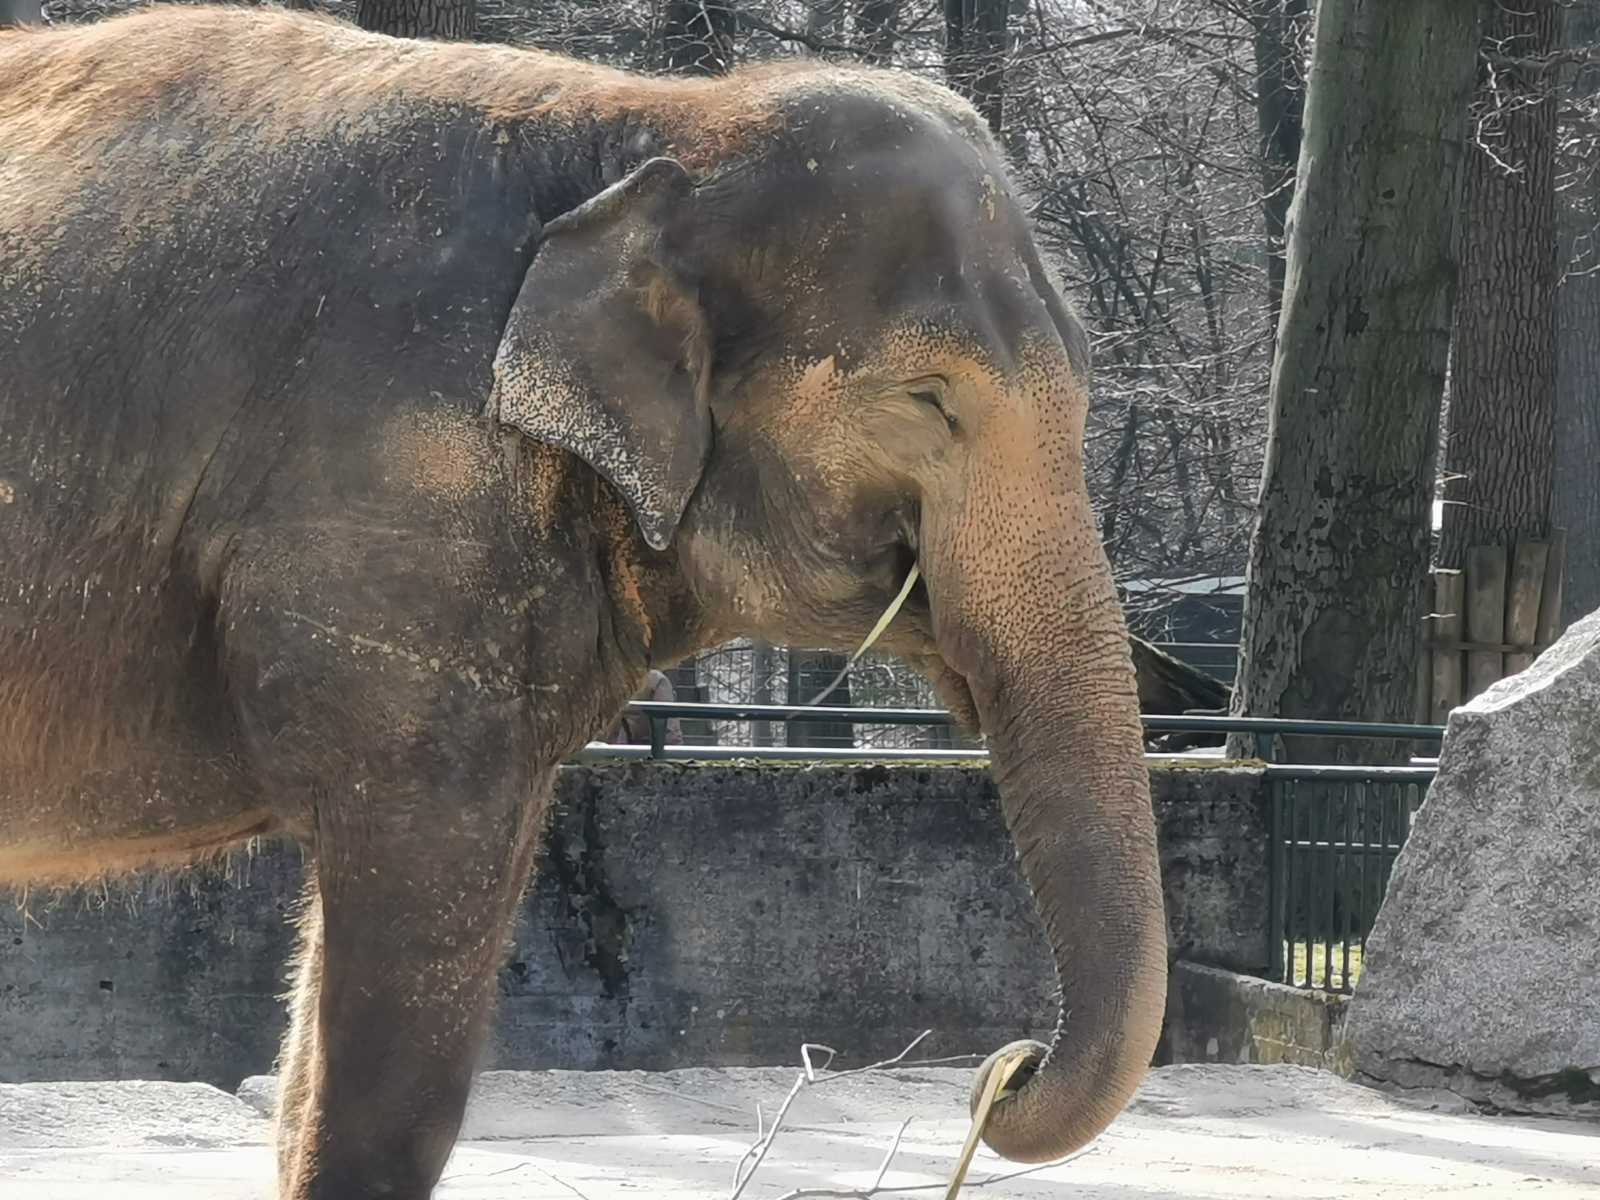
[1253,0,1310,335]
[1228,0,1482,762]
[1437,0,1559,570]
[785,649,853,748]
[662,0,737,76]
[1555,0,1600,623]
[355,0,474,39]
[944,0,1008,135]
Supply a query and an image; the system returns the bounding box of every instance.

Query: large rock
[1342,610,1600,1115]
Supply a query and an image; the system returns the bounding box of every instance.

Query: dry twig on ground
[728,1032,1096,1199]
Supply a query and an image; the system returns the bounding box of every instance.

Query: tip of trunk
[970,934,1166,1162]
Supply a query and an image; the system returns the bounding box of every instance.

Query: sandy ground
[1,1063,1596,1198]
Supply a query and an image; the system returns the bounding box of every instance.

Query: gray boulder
[1342,609,1600,1116]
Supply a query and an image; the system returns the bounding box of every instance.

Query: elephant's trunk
[933,511,1167,1161]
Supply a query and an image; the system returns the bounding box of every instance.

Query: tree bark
[945,0,1008,135]
[356,0,474,39]
[1555,0,1600,623]
[662,0,737,76]
[1253,0,1310,336]
[1437,0,1559,570]
[1228,0,1482,762]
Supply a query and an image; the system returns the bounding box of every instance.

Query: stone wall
[1161,961,1347,1069]
[0,762,1267,1087]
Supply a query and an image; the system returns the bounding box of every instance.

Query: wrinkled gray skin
[0,8,1166,1198]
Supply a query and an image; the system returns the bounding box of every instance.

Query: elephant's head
[490,77,1165,1162]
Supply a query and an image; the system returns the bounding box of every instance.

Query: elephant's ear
[489,158,711,551]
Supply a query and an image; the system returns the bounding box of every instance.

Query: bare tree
[1014,3,1270,600]
[662,0,738,74]
[1556,0,1600,622]
[1252,0,1309,334]
[945,0,1008,133]
[1229,0,1482,759]
[1438,0,1560,570]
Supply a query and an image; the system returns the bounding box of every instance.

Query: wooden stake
[1535,528,1568,650]
[1464,545,1508,699]
[1505,541,1550,676]
[1430,570,1464,722]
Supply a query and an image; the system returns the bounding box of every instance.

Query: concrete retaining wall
[1161,960,1348,1069]
[0,762,1267,1086]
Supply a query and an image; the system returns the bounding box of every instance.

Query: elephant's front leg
[222,576,555,1198]
[276,785,548,1200]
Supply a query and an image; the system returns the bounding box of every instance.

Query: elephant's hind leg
[275,881,325,1188]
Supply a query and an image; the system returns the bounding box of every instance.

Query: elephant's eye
[912,389,958,434]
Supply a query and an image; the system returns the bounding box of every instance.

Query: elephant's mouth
[892,540,932,616]
[927,659,981,730]
[886,540,980,732]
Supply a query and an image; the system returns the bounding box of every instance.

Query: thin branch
[766,1144,1099,1198]
[738,11,869,56]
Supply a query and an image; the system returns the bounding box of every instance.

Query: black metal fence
[1263,765,1433,992]
[578,703,1442,994]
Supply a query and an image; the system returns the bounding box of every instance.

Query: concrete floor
[2,1063,1596,1198]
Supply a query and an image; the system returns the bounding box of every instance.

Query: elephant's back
[0,7,548,531]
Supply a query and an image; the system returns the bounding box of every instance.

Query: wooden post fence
[1421,532,1567,722]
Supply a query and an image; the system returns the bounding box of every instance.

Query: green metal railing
[579,702,1443,994]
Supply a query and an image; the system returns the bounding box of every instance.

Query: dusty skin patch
[379,408,496,506]
[980,172,999,221]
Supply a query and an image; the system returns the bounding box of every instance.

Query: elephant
[0,7,1166,1198]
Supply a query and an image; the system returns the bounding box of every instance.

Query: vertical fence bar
[1302,785,1316,989]
[1357,780,1371,969]
[1378,781,1393,900]
[1320,787,1333,989]
[1280,784,1292,992]
[1307,785,1320,989]
[1340,782,1353,991]
[1267,778,1284,981]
